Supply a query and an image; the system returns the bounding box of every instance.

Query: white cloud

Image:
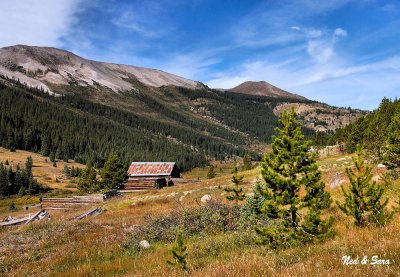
[0,0,82,47]
[307,29,324,38]
[291,26,301,31]
[307,40,334,63]
[305,27,348,64]
[334,28,348,38]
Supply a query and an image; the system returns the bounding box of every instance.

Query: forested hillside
[0,78,309,170]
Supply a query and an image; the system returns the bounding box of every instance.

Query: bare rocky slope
[273,102,365,132]
[0,45,201,94]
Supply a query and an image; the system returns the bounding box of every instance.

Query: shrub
[123,201,241,253]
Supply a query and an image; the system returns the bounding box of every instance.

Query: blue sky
[0,0,399,109]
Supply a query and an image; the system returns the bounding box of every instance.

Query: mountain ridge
[0,45,203,94]
[229,80,306,100]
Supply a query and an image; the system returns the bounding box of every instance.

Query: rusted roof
[127,162,176,176]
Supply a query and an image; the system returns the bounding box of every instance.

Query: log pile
[41,194,104,210]
[41,190,122,210]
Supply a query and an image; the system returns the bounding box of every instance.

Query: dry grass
[0,153,399,276]
[0,147,85,190]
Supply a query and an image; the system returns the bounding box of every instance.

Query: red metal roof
[127,162,176,176]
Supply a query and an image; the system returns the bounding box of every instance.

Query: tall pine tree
[101,152,127,190]
[0,163,8,196]
[78,162,99,193]
[255,108,333,248]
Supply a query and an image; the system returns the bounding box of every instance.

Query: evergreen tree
[6,166,16,195]
[14,166,23,193]
[49,152,55,162]
[9,201,16,211]
[101,152,127,190]
[206,165,216,179]
[242,153,252,171]
[78,162,98,193]
[0,163,8,196]
[231,163,238,174]
[383,113,400,179]
[255,109,333,248]
[56,148,64,161]
[224,174,245,205]
[167,231,188,273]
[40,135,50,156]
[25,156,33,177]
[337,145,394,226]
[64,165,70,177]
[18,186,26,196]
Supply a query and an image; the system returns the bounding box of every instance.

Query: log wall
[41,195,104,210]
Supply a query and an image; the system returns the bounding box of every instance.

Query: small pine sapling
[337,145,394,226]
[383,113,400,179]
[224,174,245,205]
[206,165,216,179]
[242,153,252,171]
[167,231,188,273]
[9,201,16,211]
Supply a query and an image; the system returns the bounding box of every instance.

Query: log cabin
[124,162,181,190]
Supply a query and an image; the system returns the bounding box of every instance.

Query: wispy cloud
[110,0,180,38]
[0,0,82,47]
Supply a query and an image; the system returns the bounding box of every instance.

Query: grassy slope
[0,147,85,190]
[0,153,399,276]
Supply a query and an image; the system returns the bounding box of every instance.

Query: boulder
[377,164,386,168]
[201,194,211,203]
[139,240,150,249]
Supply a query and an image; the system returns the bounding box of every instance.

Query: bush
[123,201,241,253]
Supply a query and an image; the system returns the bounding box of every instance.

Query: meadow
[0,151,399,276]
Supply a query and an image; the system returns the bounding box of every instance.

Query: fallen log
[24,209,44,225]
[73,207,103,221]
[0,210,49,227]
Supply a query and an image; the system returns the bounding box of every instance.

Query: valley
[0,147,399,276]
[0,45,398,277]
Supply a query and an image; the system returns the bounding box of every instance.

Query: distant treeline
[314,97,400,157]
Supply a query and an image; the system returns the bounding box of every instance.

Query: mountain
[0,45,202,94]
[229,81,306,100]
[0,45,364,170]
